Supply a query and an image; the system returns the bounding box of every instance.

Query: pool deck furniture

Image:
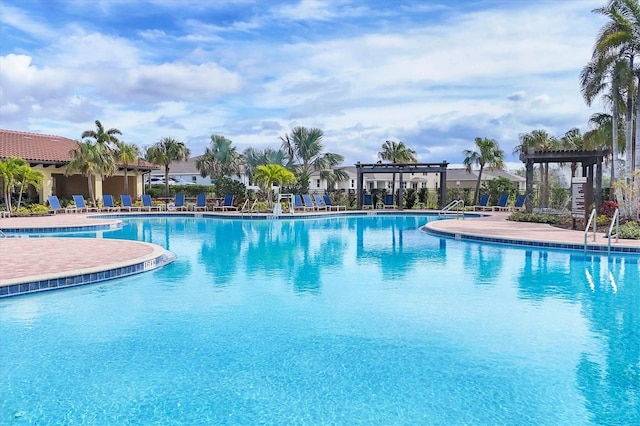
[141,194,164,212]
[472,194,491,211]
[1,211,638,290]
[302,194,319,211]
[363,194,373,209]
[213,194,237,211]
[72,195,99,213]
[173,194,187,211]
[102,195,120,212]
[323,194,346,211]
[48,195,76,214]
[313,194,329,211]
[192,194,208,211]
[511,194,526,212]
[492,194,510,212]
[383,194,395,209]
[120,195,141,212]
[294,194,313,212]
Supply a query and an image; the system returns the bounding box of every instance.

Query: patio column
[356,162,363,210]
[525,160,534,213]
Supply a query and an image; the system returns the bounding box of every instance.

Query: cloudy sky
[1,0,608,168]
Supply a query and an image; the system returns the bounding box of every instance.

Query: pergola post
[356,162,363,210]
[525,160,534,213]
[398,170,404,210]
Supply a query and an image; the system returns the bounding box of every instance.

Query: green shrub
[12,206,31,216]
[596,214,610,227]
[215,177,246,198]
[508,211,568,224]
[30,204,49,215]
[618,221,640,239]
[404,188,417,209]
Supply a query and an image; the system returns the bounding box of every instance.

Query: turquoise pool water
[1,215,639,425]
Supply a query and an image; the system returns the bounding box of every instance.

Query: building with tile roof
[0,129,157,205]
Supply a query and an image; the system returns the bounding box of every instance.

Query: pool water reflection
[1,215,638,425]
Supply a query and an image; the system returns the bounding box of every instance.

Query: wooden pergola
[355,162,449,210]
[519,149,610,214]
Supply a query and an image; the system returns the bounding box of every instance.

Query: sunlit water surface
[1,215,639,425]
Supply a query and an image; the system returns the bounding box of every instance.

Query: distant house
[149,156,252,187]
[0,129,157,204]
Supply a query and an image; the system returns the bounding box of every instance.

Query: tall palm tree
[81,119,122,149]
[462,137,505,204]
[591,0,640,177]
[195,134,241,184]
[280,126,346,193]
[0,157,28,213]
[66,141,116,206]
[560,128,588,178]
[253,164,297,206]
[514,130,560,208]
[145,137,190,197]
[243,147,293,185]
[113,140,141,195]
[14,164,44,210]
[378,140,417,196]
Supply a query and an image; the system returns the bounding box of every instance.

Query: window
[210,178,215,184]
[191,176,197,183]
[350,179,354,188]
[316,179,320,188]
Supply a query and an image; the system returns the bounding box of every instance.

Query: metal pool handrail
[440,199,465,219]
[607,208,619,254]
[584,208,597,252]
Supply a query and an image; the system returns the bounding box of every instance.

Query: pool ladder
[241,199,258,216]
[439,199,465,220]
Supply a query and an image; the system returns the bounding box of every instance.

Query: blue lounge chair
[120,194,141,212]
[473,194,491,211]
[173,194,187,211]
[293,194,312,212]
[302,194,318,210]
[511,194,526,212]
[363,194,373,209]
[313,194,328,211]
[141,194,163,211]
[492,193,510,211]
[192,194,208,211]
[213,194,237,211]
[72,195,98,213]
[102,195,120,212]
[383,194,395,209]
[48,195,76,214]
[323,194,346,211]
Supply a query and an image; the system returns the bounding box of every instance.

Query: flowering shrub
[600,200,618,218]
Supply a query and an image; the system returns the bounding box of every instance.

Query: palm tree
[378,140,417,196]
[113,141,140,195]
[462,137,505,205]
[0,157,28,213]
[145,137,190,197]
[66,141,116,206]
[243,147,293,185]
[14,164,44,210]
[514,130,560,208]
[253,164,297,206]
[195,134,241,184]
[81,119,122,149]
[280,126,346,193]
[590,0,640,178]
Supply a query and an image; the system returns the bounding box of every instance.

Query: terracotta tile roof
[0,129,157,169]
[0,129,78,163]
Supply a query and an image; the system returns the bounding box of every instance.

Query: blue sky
[1,0,607,168]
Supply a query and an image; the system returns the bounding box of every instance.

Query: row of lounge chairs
[292,194,346,212]
[472,193,526,212]
[47,194,165,214]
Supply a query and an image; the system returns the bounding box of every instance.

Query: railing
[607,208,619,254]
[583,208,597,252]
[439,199,465,219]
[240,199,258,216]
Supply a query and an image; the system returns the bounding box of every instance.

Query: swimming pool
[1,215,638,424]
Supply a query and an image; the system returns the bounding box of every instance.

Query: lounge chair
[302,194,319,210]
[120,194,141,212]
[473,194,491,211]
[173,193,187,211]
[511,194,526,212]
[383,194,395,209]
[72,195,98,213]
[323,194,346,211]
[492,193,510,211]
[102,195,120,212]
[313,194,328,211]
[141,194,163,211]
[363,194,373,209]
[48,195,76,214]
[192,194,208,211]
[293,194,312,212]
[213,194,237,211]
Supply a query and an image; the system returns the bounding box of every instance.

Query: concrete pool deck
[1,210,638,293]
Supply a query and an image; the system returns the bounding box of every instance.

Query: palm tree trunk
[4,187,12,213]
[17,183,25,209]
[474,166,483,205]
[88,175,95,206]
[164,165,170,197]
[123,169,129,194]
